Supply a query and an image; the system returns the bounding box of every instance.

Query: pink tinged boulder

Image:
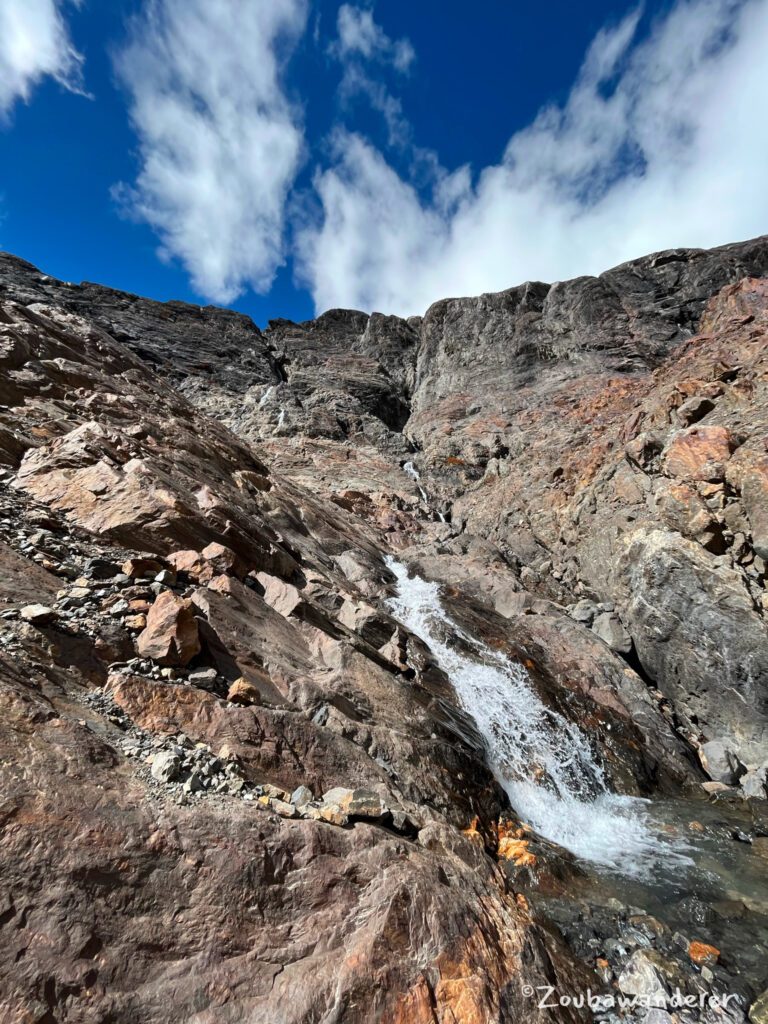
[662,425,737,483]
[136,591,201,666]
[254,572,303,617]
[200,542,245,578]
[166,543,244,583]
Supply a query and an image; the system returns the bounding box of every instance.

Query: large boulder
[617,528,768,763]
[136,591,201,666]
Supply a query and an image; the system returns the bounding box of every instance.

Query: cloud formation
[0,0,84,119]
[335,5,414,72]
[115,0,307,303]
[331,4,415,147]
[300,0,768,316]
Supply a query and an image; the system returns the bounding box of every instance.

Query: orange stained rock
[689,941,720,965]
[495,818,526,842]
[227,677,263,706]
[514,893,530,916]
[497,837,536,868]
[393,976,436,1024]
[663,425,736,483]
[461,816,484,846]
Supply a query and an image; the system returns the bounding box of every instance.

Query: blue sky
[1,0,767,326]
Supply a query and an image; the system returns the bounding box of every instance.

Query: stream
[386,556,768,1007]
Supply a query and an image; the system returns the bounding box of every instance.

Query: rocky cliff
[0,237,767,1023]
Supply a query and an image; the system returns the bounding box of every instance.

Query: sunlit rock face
[0,236,767,1021]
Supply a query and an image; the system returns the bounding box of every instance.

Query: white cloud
[336,63,411,147]
[0,0,84,119]
[335,5,414,72]
[114,0,307,304]
[331,4,415,147]
[299,0,768,316]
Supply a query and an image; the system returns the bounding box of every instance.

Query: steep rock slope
[2,237,767,778]
[0,300,584,1023]
[1,238,768,1022]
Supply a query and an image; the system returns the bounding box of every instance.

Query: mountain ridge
[0,235,767,1022]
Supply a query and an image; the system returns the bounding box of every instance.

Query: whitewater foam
[385,557,691,877]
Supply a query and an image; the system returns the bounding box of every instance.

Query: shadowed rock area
[0,237,767,1022]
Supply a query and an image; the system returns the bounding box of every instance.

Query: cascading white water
[385,557,690,877]
[402,461,429,503]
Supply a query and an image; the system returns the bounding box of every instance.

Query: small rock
[188,668,219,691]
[345,789,387,819]
[318,804,348,826]
[700,738,746,785]
[741,765,768,800]
[321,786,386,820]
[677,395,716,426]
[262,784,290,801]
[85,557,121,580]
[123,557,164,579]
[151,750,181,783]
[592,611,633,653]
[183,771,205,793]
[256,572,304,617]
[136,591,201,666]
[322,786,353,806]
[617,950,667,1001]
[688,940,719,966]
[570,599,598,624]
[644,1011,674,1024]
[20,604,56,625]
[702,781,731,794]
[154,569,176,586]
[227,678,262,706]
[270,798,297,818]
[291,785,314,808]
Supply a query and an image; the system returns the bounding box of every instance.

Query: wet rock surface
[0,237,767,1020]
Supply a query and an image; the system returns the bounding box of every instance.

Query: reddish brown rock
[254,570,303,616]
[227,676,263,705]
[135,591,201,665]
[689,941,720,966]
[2,241,768,1021]
[122,556,164,579]
[167,542,245,583]
[166,548,205,576]
[662,425,737,483]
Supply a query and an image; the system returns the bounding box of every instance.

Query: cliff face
[0,238,767,1022]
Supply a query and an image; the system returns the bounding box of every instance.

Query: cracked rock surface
[0,237,768,1022]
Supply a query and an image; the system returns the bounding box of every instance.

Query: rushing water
[402,461,429,503]
[385,557,692,878]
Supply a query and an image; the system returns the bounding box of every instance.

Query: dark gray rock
[617,529,768,764]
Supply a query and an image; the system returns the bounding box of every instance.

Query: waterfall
[402,461,428,503]
[385,557,690,877]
